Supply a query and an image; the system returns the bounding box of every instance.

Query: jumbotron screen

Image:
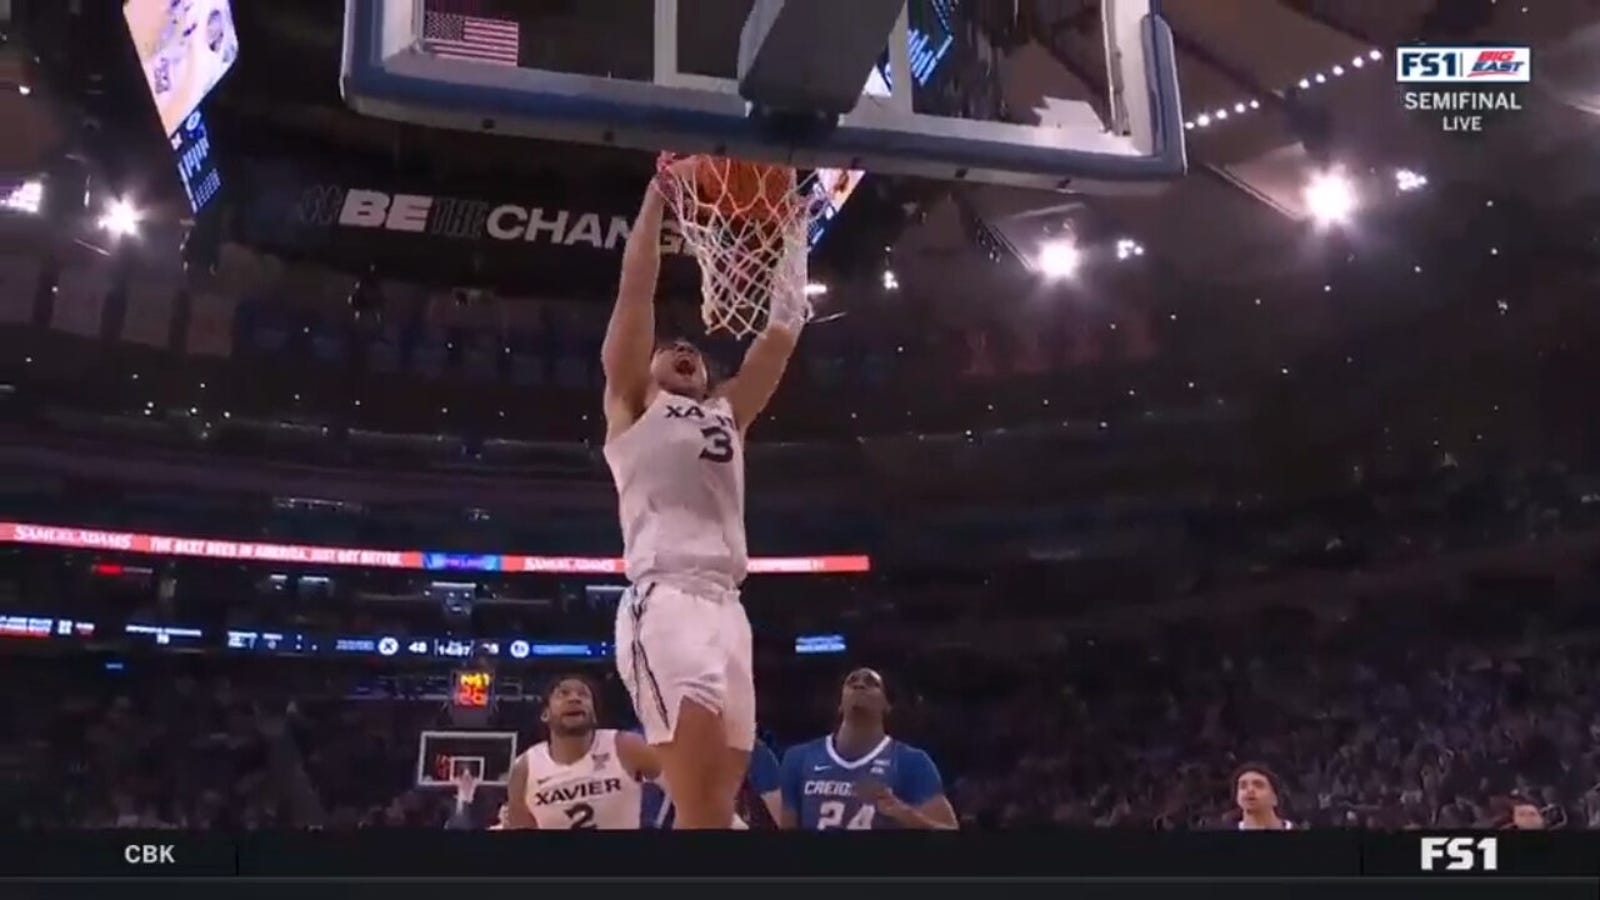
[123,0,240,137]
[808,0,958,248]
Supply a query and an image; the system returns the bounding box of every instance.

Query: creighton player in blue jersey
[779,668,957,830]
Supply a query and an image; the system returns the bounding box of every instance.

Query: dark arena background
[2,0,1600,896]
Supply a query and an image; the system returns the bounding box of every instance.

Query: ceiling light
[97,198,142,238]
[1304,169,1358,226]
[1394,169,1428,192]
[1,180,42,215]
[1036,240,1082,280]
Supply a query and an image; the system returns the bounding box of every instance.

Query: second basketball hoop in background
[655,153,823,339]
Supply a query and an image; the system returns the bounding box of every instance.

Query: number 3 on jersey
[816,800,875,830]
[699,426,734,463]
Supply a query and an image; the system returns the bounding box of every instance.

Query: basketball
[690,156,795,222]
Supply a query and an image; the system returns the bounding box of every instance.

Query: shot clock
[450,668,495,727]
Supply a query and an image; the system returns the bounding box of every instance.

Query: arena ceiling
[8,0,1600,304]
[2,0,1598,464]
[922,0,1600,292]
[194,0,1600,298]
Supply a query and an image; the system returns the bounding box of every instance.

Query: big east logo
[1397,46,1531,83]
[1467,49,1527,78]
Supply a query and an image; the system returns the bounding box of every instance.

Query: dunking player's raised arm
[501,754,539,830]
[718,288,806,433]
[601,181,668,437]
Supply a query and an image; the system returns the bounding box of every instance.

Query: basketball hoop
[654,153,824,339]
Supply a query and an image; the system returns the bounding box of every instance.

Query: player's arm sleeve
[777,747,804,829]
[748,741,783,824]
[502,755,538,830]
[899,749,958,830]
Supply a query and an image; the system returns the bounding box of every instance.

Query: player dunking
[503,675,660,829]
[779,668,957,830]
[602,165,805,829]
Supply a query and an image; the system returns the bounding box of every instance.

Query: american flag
[421,10,521,67]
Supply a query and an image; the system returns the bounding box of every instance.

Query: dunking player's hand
[654,152,699,195]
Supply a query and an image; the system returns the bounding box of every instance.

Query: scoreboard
[171,111,222,213]
[450,668,495,727]
[452,669,494,707]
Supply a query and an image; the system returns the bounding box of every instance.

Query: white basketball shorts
[614,580,755,751]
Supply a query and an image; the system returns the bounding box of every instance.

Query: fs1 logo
[1420,836,1500,872]
[1397,47,1531,83]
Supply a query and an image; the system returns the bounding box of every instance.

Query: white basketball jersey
[521,730,643,830]
[604,391,747,588]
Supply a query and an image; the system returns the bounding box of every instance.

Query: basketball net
[655,153,823,339]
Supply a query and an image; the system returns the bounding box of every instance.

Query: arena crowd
[3,580,1597,832]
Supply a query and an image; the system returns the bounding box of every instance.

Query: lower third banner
[0,831,1594,879]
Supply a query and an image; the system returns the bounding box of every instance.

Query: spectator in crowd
[1511,798,1547,830]
[1233,765,1291,831]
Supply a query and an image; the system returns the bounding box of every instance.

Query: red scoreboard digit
[453,669,493,708]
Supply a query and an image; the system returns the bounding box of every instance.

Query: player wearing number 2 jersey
[779,669,958,830]
[503,676,658,829]
[601,166,805,829]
